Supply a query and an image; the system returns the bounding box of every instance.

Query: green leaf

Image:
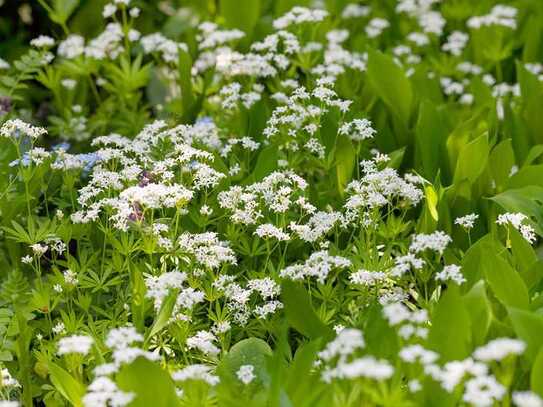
[52,0,80,24]
[177,49,196,122]
[145,290,177,343]
[48,362,85,407]
[509,226,537,276]
[335,135,355,196]
[415,100,447,179]
[117,357,180,407]
[219,337,272,386]
[366,49,413,127]
[429,285,472,361]
[461,235,500,288]
[508,165,543,189]
[286,341,319,394]
[363,304,399,360]
[463,281,492,347]
[245,145,278,183]
[220,0,260,35]
[453,133,490,185]
[531,347,543,397]
[489,139,515,191]
[523,145,543,167]
[509,307,543,362]
[281,281,333,340]
[481,247,529,310]
[424,185,439,221]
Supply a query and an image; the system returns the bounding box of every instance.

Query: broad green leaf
[522,16,543,63]
[463,281,492,347]
[481,248,529,310]
[220,0,260,35]
[509,307,543,362]
[363,304,399,360]
[429,285,472,361]
[388,146,406,169]
[415,100,447,179]
[117,357,180,407]
[178,49,196,123]
[366,49,413,127]
[509,227,537,276]
[281,281,333,340]
[48,362,85,407]
[489,139,515,191]
[335,135,355,196]
[275,0,310,15]
[246,145,278,183]
[508,165,543,189]
[531,347,543,397]
[523,146,543,167]
[453,133,490,185]
[517,62,543,145]
[286,341,320,401]
[219,337,272,386]
[461,234,501,288]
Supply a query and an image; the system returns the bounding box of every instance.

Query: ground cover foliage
[2,0,543,406]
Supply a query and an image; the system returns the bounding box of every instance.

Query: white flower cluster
[0,119,47,139]
[339,118,377,141]
[350,269,387,286]
[177,232,236,270]
[344,159,424,222]
[289,211,341,243]
[172,364,220,386]
[1,368,20,388]
[82,325,158,407]
[214,276,282,325]
[496,212,537,244]
[467,5,517,30]
[319,328,394,383]
[145,271,204,318]
[70,121,224,231]
[219,171,308,225]
[57,335,94,356]
[435,264,466,285]
[394,315,526,407]
[409,231,452,255]
[473,338,525,362]
[273,7,328,30]
[455,213,479,229]
[280,250,351,283]
[187,330,220,356]
[396,0,445,35]
[82,377,134,407]
[382,302,429,340]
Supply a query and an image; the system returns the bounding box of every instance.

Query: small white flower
[236,365,256,384]
[58,335,94,355]
[30,35,55,48]
[455,213,478,229]
[52,322,66,335]
[435,265,466,285]
[473,338,525,362]
[513,391,543,407]
[103,3,117,18]
[21,255,33,264]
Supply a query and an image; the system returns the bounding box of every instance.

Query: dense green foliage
[2,0,543,406]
